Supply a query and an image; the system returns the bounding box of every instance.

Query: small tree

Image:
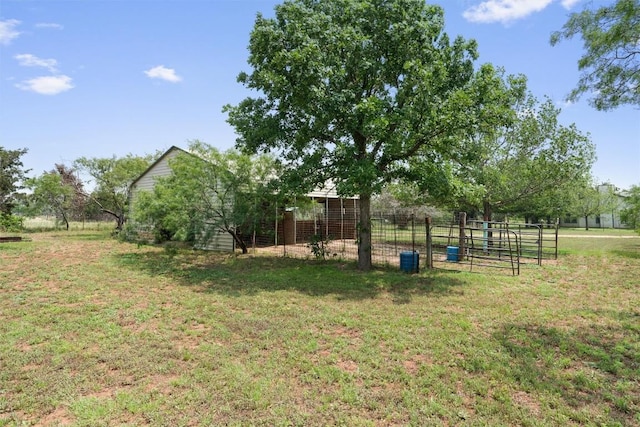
[551,0,640,110]
[567,179,618,230]
[26,173,73,230]
[75,154,155,230]
[620,184,640,232]
[133,141,281,253]
[25,164,87,230]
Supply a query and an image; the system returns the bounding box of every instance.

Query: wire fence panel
[248,209,557,276]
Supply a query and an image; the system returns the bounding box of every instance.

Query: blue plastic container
[446,246,459,262]
[400,251,419,273]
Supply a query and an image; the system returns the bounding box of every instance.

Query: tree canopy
[225,0,525,270]
[0,147,29,215]
[446,94,596,221]
[551,0,640,110]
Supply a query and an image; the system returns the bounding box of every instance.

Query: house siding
[130,148,181,201]
[195,227,235,252]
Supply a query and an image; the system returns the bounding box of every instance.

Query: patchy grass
[0,230,638,426]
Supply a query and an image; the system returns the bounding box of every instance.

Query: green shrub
[0,214,23,232]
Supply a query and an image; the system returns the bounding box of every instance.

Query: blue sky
[1,0,638,190]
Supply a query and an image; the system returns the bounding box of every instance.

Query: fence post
[554,218,559,260]
[393,213,398,255]
[538,225,543,266]
[282,208,286,257]
[411,214,415,254]
[458,212,466,261]
[426,216,432,269]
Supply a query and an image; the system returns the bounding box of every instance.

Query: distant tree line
[0,147,157,232]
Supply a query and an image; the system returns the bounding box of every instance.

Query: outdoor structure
[276,184,359,246]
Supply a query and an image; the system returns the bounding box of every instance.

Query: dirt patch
[336,359,359,373]
[512,390,541,416]
[34,406,74,427]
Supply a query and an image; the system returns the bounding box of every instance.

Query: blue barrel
[400,251,419,273]
[446,246,459,262]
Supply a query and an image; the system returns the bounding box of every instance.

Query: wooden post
[425,216,432,269]
[274,206,279,247]
[281,208,286,256]
[458,212,466,261]
[325,197,329,238]
[293,196,297,245]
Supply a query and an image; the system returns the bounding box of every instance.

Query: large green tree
[0,147,29,215]
[132,141,281,253]
[551,0,640,110]
[225,0,524,270]
[74,154,155,230]
[448,94,596,222]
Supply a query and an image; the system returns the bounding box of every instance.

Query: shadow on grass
[611,245,640,259]
[495,312,640,424]
[115,250,466,302]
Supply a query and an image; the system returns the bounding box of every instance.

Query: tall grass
[20,217,114,232]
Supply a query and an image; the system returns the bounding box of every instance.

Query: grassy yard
[0,230,638,426]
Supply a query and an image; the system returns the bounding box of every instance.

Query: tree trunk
[115,215,125,231]
[230,230,248,254]
[357,194,372,271]
[483,201,492,222]
[584,215,589,230]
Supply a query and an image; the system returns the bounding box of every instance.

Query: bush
[307,234,334,259]
[0,214,23,232]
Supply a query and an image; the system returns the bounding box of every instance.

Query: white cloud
[15,75,74,95]
[15,53,58,72]
[560,0,581,9]
[0,19,21,45]
[556,98,574,109]
[463,0,553,24]
[35,22,64,30]
[144,65,182,83]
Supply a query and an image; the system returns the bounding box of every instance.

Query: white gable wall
[130,147,181,201]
